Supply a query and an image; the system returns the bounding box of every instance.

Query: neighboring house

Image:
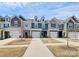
[0,17,5,40]
[65,16,79,38]
[4,16,25,38]
[49,17,60,38]
[0,15,79,39]
[0,22,3,40]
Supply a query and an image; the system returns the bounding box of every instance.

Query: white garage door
[68,32,79,38]
[76,32,79,38]
[10,31,21,38]
[50,32,57,38]
[32,31,40,38]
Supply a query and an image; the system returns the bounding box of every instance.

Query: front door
[5,31,10,39]
[41,31,47,38]
[58,31,62,38]
[25,32,28,38]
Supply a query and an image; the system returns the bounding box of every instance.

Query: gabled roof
[50,17,62,24]
[18,15,26,21]
[66,16,79,23]
[71,16,79,23]
[11,16,26,21]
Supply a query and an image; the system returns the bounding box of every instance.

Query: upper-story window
[25,24,28,27]
[68,22,74,29]
[5,17,9,21]
[76,25,79,28]
[51,24,56,28]
[45,23,48,29]
[38,23,42,28]
[11,17,21,27]
[4,24,9,28]
[31,23,35,28]
[34,16,38,21]
[59,24,63,30]
[13,21,18,27]
[76,24,79,29]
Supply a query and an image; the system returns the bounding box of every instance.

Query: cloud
[0,2,79,20]
[49,5,79,19]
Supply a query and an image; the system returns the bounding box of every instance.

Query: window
[59,24,63,30]
[4,24,9,28]
[14,21,18,25]
[25,25,28,27]
[51,24,56,28]
[6,18,9,21]
[31,23,35,28]
[68,22,73,29]
[45,24,48,29]
[77,25,79,28]
[25,23,28,27]
[38,23,42,28]
[14,21,18,27]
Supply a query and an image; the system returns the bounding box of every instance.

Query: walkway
[23,38,54,57]
[54,38,79,46]
[0,45,28,48]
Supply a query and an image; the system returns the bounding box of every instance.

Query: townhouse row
[0,15,79,39]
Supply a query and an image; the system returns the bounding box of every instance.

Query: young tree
[66,22,70,48]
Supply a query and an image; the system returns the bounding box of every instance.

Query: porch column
[30,30,32,38]
[47,30,50,38]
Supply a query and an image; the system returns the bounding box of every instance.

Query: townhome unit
[0,16,6,39]
[0,15,79,39]
[65,16,79,38]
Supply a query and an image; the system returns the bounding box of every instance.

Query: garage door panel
[32,31,40,38]
[68,32,79,38]
[50,32,57,38]
[10,31,21,38]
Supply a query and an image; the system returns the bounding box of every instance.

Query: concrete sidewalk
[23,38,54,57]
[44,42,75,46]
[0,45,28,48]
[55,38,79,46]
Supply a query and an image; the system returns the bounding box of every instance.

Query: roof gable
[71,16,79,23]
[66,16,79,24]
[50,17,59,23]
[11,16,21,22]
[18,15,26,21]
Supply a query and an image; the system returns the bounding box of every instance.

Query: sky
[0,2,79,20]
